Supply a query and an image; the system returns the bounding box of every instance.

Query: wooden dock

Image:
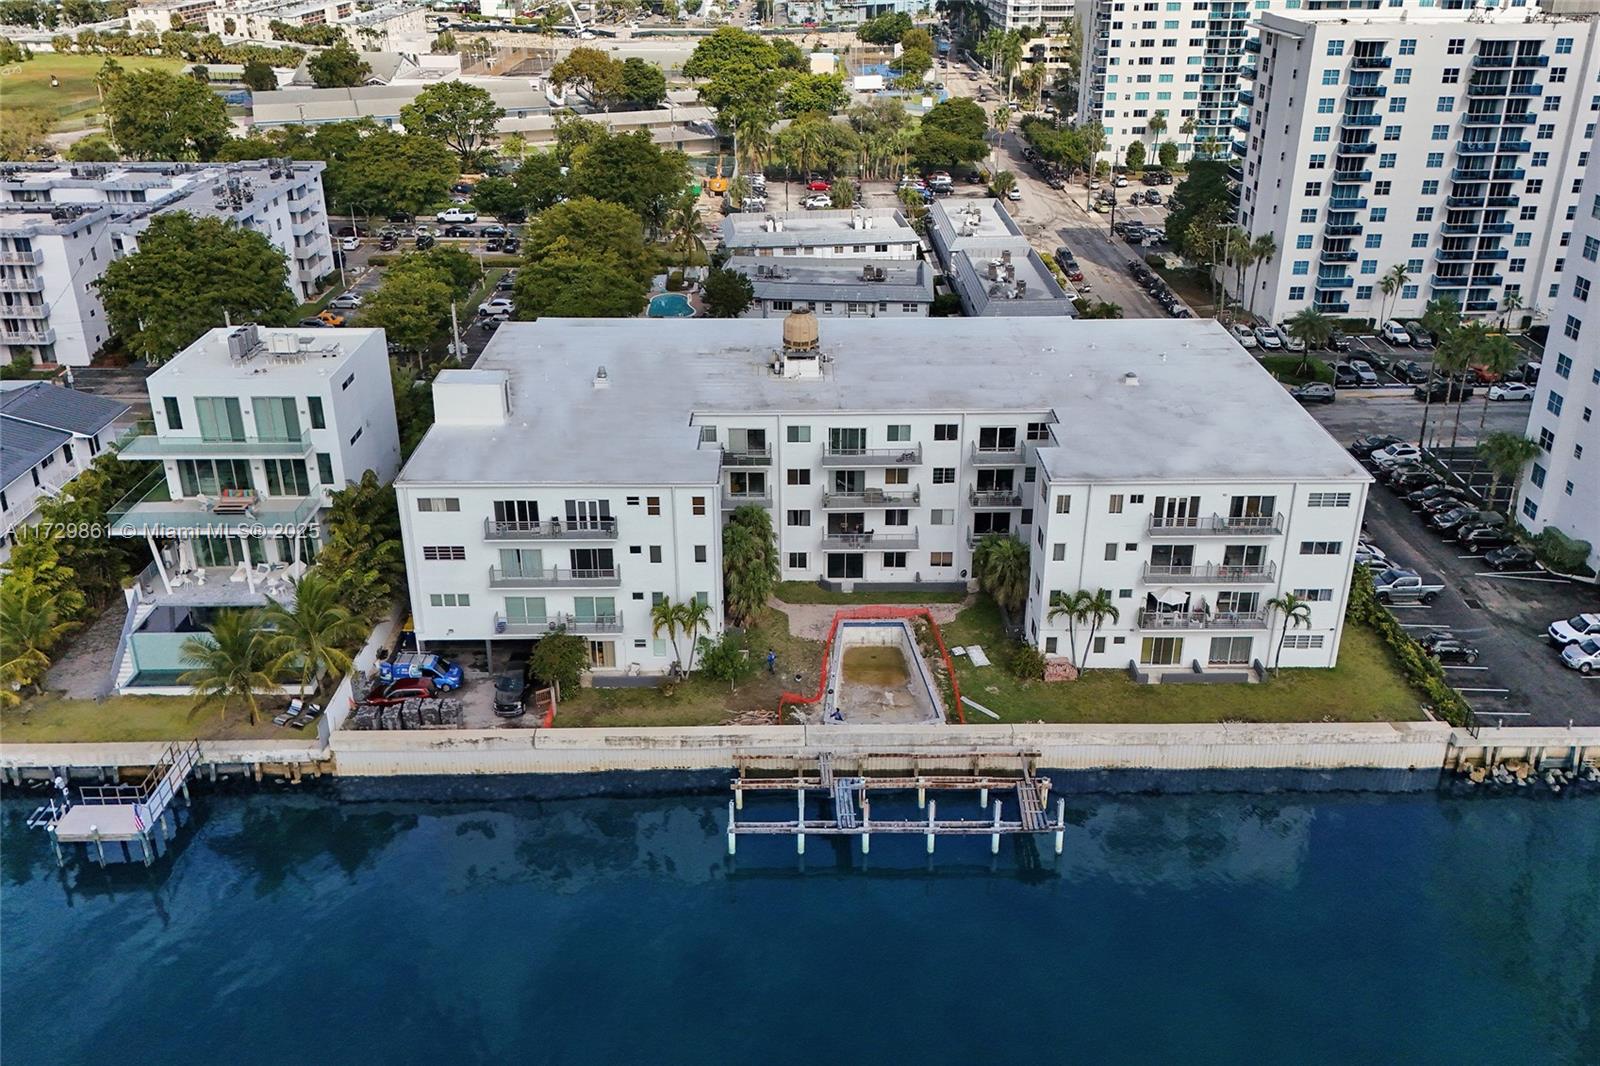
[725,751,1067,856]
[30,740,202,867]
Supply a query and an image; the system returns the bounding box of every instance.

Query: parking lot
[1354,445,1600,726]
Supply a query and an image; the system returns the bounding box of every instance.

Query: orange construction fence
[776,606,965,724]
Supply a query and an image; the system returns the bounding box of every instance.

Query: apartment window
[348,428,362,446]
[1312,126,1331,142]
[930,552,953,567]
[882,552,907,569]
[933,467,955,484]
[1299,541,1342,555]
[1420,181,1438,197]
[416,497,460,512]
[1523,499,1538,521]
[422,546,466,560]
[1384,125,1401,141]
[427,593,471,607]
[1300,209,1318,223]
[1280,635,1325,650]
[1426,153,1443,168]
[692,496,706,516]
[649,545,663,563]
[1026,422,1050,442]
[787,425,810,443]
[787,552,808,569]
[1399,38,1415,55]
[699,425,718,444]
[1446,38,1464,55]
[933,423,959,440]
[886,424,911,442]
[1556,354,1572,378]
[1104,543,1118,561]
[1108,494,1124,514]
[162,396,183,430]
[1378,153,1396,169]
[1052,543,1067,561]
[1564,315,1582,340]
[1045,637,1058,655]
[787,469,810,485]
[642,496,660,516]
[1375,181,1393,197]
[1538,428,1555,451]
[1296,235,1313,250]
[1307,492,1351,507]
[885,468,908,485]
[694,545,707,563]
[1548,392,1564,417]
[786,509,810,526]
[307,396,325,430]
[1292,588,1335,602]
[1575,278,1591,302]
[341,372,355,391]
[1054,495,1071,514]
[930,509,953,525]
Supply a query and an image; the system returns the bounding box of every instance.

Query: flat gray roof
[398,318,1369,488]
[727,257,934,304]
[928,197,1026,250]
[721,208,920,251]
[950,246,1076,317]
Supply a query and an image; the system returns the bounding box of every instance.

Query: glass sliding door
[252,397,301,442]
[498,548,543,577]
[195,397,245,442]
[177,458,253,496]
[262,459,310,497]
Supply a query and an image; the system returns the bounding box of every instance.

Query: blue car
[378,652,463,691]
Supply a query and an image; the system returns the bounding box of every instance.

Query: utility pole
[449,300,462,365]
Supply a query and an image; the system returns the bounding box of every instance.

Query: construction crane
[521,0,587,34]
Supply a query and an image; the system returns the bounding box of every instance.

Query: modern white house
[0,160,333,367]
[1235,10,1600,326]
[107,324,400,692]
[1517,148,1599,574]
[927,198,1078,316]
[720,208,925,261]
[395,314,1370,678]
[726,256,936,318]
[0,381,132,563]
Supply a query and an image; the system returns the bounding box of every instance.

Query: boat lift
[725,751,1067,857]
[29,740,203,867]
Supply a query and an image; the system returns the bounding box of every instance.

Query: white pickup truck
[1373,568,1445,604]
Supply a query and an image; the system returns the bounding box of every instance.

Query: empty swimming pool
[647,293,694,317]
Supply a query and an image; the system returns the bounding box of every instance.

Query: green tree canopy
[105,68,228,160]
[241,58,276,92]
[913,97,988,168]
[619,57,667,108]
[901,27,934,53]
[513,150,568,212]
[566,130,691,232]
[468,175,525,220]
[330,129,459,217]
[857,11,913,43]
[360,262,456,355]
[65,136,120,162]
[722,505,778,626]
[399,81,504,168]
[96,213,295,362]
[307,39,370,88]
[702,267,754,318]
[1123,139,1146,171]
[511,197,653,319]
[782,73,848,118]
[550,46,626,109]
[684,28,789,127]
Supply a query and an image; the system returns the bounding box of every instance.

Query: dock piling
[1054,798,1066,855]
[926,800,936,854]
[991,800,1002,854]
[795,789,805,855]
[980,786,989,808]
[49,825,62,868]
[726,800,736,856]
[861,793,871,855]
[91,825,104,866]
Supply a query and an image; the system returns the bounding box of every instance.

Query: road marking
[1386,603,1433,609]
[1442,664,1489,671]
[1475,710,1530,716]
[1456,687,1512,694]
[1400,622,1453,629]
[1478,573,1570,584]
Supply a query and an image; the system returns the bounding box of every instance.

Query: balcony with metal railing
[970,443,1026,466]
[1476,248,1510,261]
[1,303,48,320]
[1441,223,1482,236]
[0,275,44,293]
[1340,114,1382,127]
[1320,249,1359,265]
[1140,561,1277,584]
[1314,301,1351,313]
[969,487,1023,508]
[1328,197,1368,210]
[1457,141,1499,155]
[1495,140,1532,153]
[1486,195,1520,208]
[722,487,772,508]
[1435,248,1477,262]
[0,250,44,266]
[1432,275,1470,289]
[0,327,55,345]
[108,469,322,537]
[1137,609,1270,630]
[488,565,622,589]
[1503,111,1538,124]
[1315,276,1355,290]
[820,528,920,551]
[495,611,624,635]
[1450,168,1492,182]
[1514,53,1549,67]
[1467,273,1504,287]
[1346,85,1387,99]
[1482,222,1514,235]
[720,444,772,466]
[1323,222,1364,238]
[1471,54,1513,68]
[1467,82,1509,97]
[1237,88,1254,106]
[1148,512,1284,536]
[1505,83,1543,97]
[1335,141,1377,156]
[1332,169,1373,184]
[1351,54,1392,69]
[1465,299,1499,312]
[117,421,315,460]
[820,444,922,467]
[1446,194,1487,208]
[819,486,921,509]
[482,516,619,541]
[1231,140,1248,157]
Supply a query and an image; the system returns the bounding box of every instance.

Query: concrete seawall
[4,723,1597,785]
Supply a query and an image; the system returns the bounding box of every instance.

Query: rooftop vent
[1123,371,1140,387]
[225,324,262,363]
[593,365,610,390]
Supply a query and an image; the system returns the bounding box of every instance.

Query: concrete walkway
[44,600,129,700]
[771,597,971,642]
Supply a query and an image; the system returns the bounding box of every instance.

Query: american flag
[132,804,146,832]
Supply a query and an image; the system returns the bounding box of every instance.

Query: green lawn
[1260,354,1333,386]
[1,54,187,133]
[1,693,299,743]
[552,607,824,728]
[1152,264,1219,318]
[939,599,1425,724]
[774,581,969,606]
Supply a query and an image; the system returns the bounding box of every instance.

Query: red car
[1065,268,1084,282]
[806,178,832,192]
[364,678,438,705]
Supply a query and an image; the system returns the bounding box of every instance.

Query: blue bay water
[3,787,1598,1065]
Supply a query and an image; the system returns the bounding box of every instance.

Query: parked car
[1488,381,1535,401]
[1355,541,1390,568]
[1006,186,1022,202]
[442,224,475,238]
[1370,442,1423,466]
[802,193,832,209]
[297,317,328,328]
[1389,468,1440,492]
[1427,638,1481,665]
[1380,319,1412,345]
[415,233,436,250]
[1230,324,1259,349]
[1333,363,1362,388]
[1414,379,1474,402]
[1419,493,1471,516]
[502,236,521,254]
[316,309,345,327]
[1349,359,1380,386]
[1113,175,1129,187]
[492,671,529,718]
[1351,434,1402,456]
[1429,506,1488,535]
[1458,524,1514,552]
[1405,322,1435,349]
[335,224,366,238]
[327,292,363,310]
[1373,568,1445,604]
[479,297,514,317]
[378,652,463,690]
[806,177,833,192]
[1406,483,1459,509]
[1326,330,1353,352]
[436,207,477,223]
[1145,190,1163,205]
[484,237,503,252]
[1290,382,1336,405]
[1253,325,1284,350]
[1394,360,1430,385]
[340,235,360,252]
[377,235,398,251]
[364,677,439,705]
[1279,326,1306,353]
[1560,637,1600,675]
[480,224,508,238]
[1485,544,1538,571]
[1548,613,1600,647]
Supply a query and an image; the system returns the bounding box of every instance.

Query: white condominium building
[1518,149,1599,574]
[982,0,1075,33]
[720,208,924,260]
[0,161,333,368]
[396,314,1369,678]
[1236,10,1600,326]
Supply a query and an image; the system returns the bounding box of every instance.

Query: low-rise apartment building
[108,324,400,691]
[1235,10,1600,325]
[1517,148,1599,574]
[726,256,935,318]
[396,314,1368,678]
[720,208,924,261]
[0,161,332,368]
[927,198,1077,316]
[0,382,132,562]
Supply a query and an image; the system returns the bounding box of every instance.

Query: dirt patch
[842,645,910,687]
[772,598,968,641]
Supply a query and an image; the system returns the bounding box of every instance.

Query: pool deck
[646,291,702,318]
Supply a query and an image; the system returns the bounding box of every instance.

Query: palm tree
[1473,330,1521,439]
[1285,308,1333,374]
[1180,115,1197,151]
[668,194,706,268]
[1443,321,1494,448]
[1244,233,1277,319]
[179,609,280,726]
[736,114,773,177]
[0,584,74,707]
[1477,431,1540,518]
[1498,288,1523,331]
[650,596,683,670]
[972,533,1030,616]
[1416,296,1463,446]
[1078,300,1124,319]
[1224,226,1253,315]
[990,169,1017,199]
[721,504,778,626]
[993,103,1012,136]
[1146,110,1167,156]
[261,572,364,710]
[1020,64,1046,109]
[676,598,713,673]
[1080,589,1120,666]
[1046,589,1091,665]
[999,31,1024,99]
[1266,593,1312,676]
[1378,264,1409,326]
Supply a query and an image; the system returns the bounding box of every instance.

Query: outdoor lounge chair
[289,702,323,729]
[272,698,304,727]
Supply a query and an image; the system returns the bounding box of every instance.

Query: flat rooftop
[150,326,379,386]
[727,256,935,303]
[721,208,921,250]
[399,318,1369,488]
[950,246,1075,315]
[928,197,1026,248]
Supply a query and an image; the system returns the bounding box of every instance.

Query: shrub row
[1346,565,1473,726]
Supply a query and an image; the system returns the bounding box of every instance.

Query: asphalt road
[1303,389,1533,452]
